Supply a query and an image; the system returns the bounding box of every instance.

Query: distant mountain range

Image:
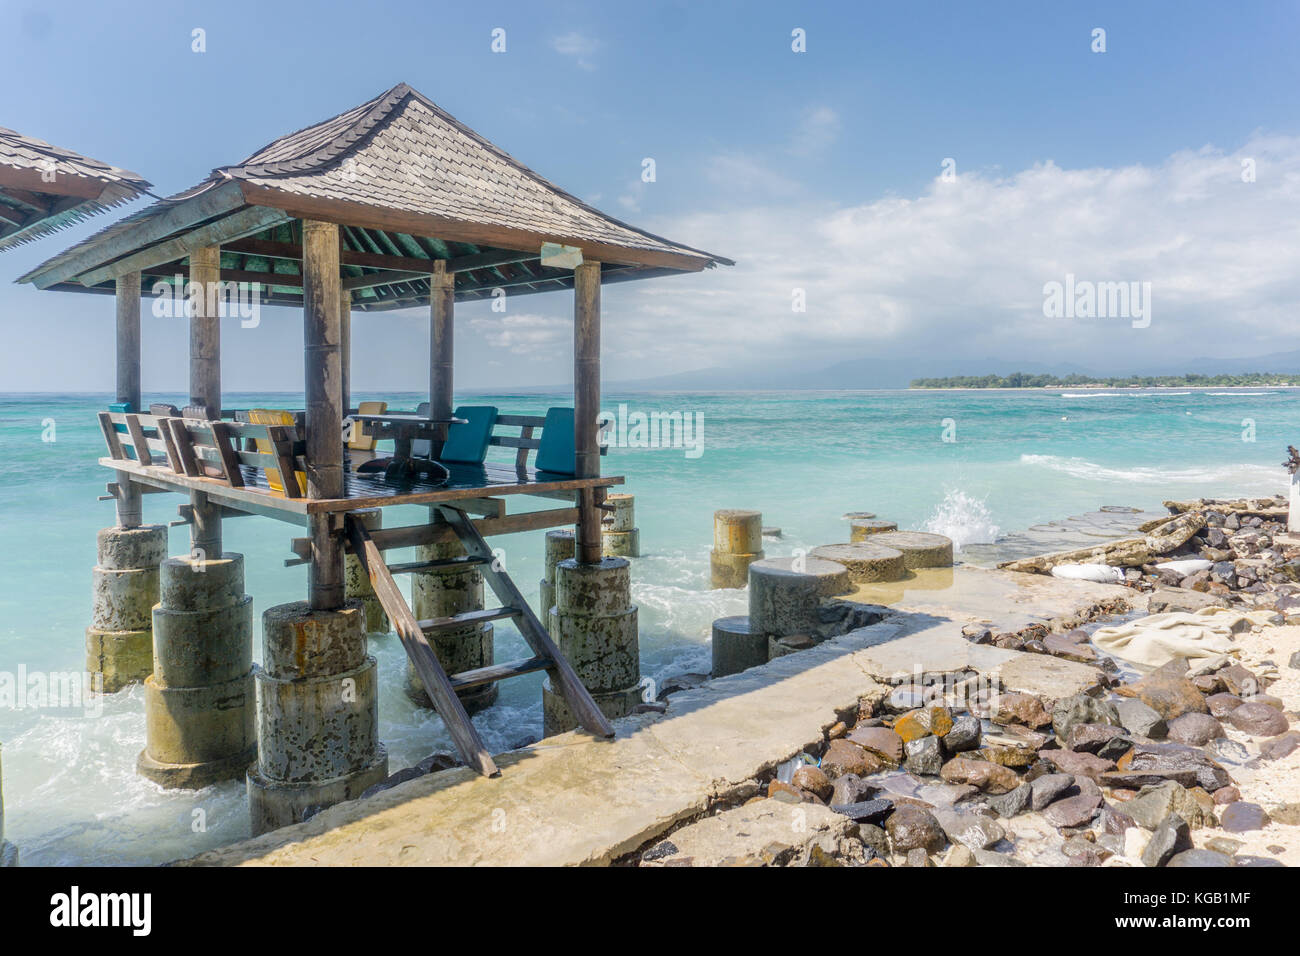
[603,349,1300,391]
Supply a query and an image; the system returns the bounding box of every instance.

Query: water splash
[923,490,1000,552]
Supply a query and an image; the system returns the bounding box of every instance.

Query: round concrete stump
[251,600,388,835]
[344,509,389,634]
[748,556,853,645]
[870,531,954,568]
[410,539,497,712]
[841,511,877,521]
[710,509,764,589]
[140,553,257,789]
[849,519,899,541]
[540,529,575,616]
[711,615,767,678]
[544,557,640,735]
[87,524,167,693]
[602,494,641,558]
[603,528,641,558]
[85,627,152,693]
[810,542,906,583]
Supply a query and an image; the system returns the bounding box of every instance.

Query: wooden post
[115,271,143,529]
[340,288,352,420]
[188,247,222,556]
[574,261,602,564]
[430,260,454,452]
[303,220,344,609]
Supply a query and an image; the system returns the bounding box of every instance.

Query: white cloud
[597,134,1300,376]
[789,105,841,157]
[551,32,600,70]
[469,312,571,359]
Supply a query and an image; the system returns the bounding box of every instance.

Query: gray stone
[1166,712,1224,747]
[1053,693,1122,743]
[1226,702,1289,737]
[943,714,982,753]
[1043,793,1103,828]
[972,848,1027,867]
[1167,849,1231,867]
[885,804,948,853]
[1114,698,1168,738]
[828,798,893,825]
[1219,802,1270,833]
[1124,781,1215,830]
[904,735,945,776]
[1030,773,1075,811]
[1141,814,1192,867]
[933,808,1005,850]
[984,783,1033,818]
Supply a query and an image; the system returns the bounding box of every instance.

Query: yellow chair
[248,408,308,497]
[347,400,388,458]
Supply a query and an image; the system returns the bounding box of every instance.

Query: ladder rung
[387,555,489,574]
[449,655,553,691]
[418,606,521,632]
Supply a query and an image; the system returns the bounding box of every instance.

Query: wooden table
[351,412,467,475]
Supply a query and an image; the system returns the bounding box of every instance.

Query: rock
[939,757,1023,794]
[990,692,1051,729]
[1290,649,1300,671]
[962,624,993,644]
[1100,803,1136,834]
[970,745,1038,768]
[1030,773,1075,810]
[860,823,889,857]
[1206,692,1244,718]
[1259,732,1300,760]
[885,804,947,853]
[1168,849,1231,867]
[933,808,1005,850]
[972,848,1027,867]
[1147,587,1228,615]
[1097,735,1136,762]
[1129,659,1209,720]
[792,765,833,800]
[1232,855,1286,867]
[984,783,1033,818]
[768,779,802,802]
[904,735,945,776]
[1268,802,1300,825]
[1226,701,1289,737]
[1053,694,1123,743]
[847,726,904,765]
[885,685,927,713]
[821,739,884,778]
[1219,802,1270,833]
[830,773,867,806]
[1166,712,1224,747]
[1218,664,1263,697]
[1039,748,1115,780]
[893,706,954,742]
[942,714,982,753]
[1117,741,1231,791]
[1213,785,1241,805]
[1043,633,1098,663]
[828,798,893,825]
[904,847,934,867]
[1113,698,1168,738]
[1206,837,1242,855]
[1123,781,1215,830]
[1044,793,1103,828]
[1141,814,1193,867]
[1100,770,1199,789]
[1066,722,1128,754]
[942,844,977,867]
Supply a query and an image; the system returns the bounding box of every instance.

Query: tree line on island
[909,372,1300,389]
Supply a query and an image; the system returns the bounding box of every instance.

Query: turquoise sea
[0,387,1294,864]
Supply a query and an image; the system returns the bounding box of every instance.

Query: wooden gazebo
[20,83,730,790]
[0,127,151,251]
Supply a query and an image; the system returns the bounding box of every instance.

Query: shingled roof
[21,83,730,309]
[0,127,151,252]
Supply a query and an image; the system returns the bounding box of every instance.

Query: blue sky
[3,0,1300,391]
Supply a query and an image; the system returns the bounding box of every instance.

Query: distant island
[909,372,1300,389]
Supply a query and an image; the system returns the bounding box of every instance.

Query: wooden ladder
[343,507,615,777]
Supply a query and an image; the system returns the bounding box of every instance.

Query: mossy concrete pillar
[710,509,764,589]
[870,531,954,569]
[344,508,388,634]
[409,538,496,713]
[849,519,898,541]
[810,542,906,583]
[748,556,853,654]
[543,557,640,735]
[248,600,387,835]
[711,614,766,678]
[138,554,256,789]
[1,745,17,867]
[86,525,167,693]
[539,529,575,618]
[602,493,640,558]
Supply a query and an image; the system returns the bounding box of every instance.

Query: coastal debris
[1164,495,1287,518]
[999,512,1205,573]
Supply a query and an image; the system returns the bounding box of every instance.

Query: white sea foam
[1020,454,1283,489]
[1208,392,1267,396]
[1059,391,1191,398]
[923,490,1001,552]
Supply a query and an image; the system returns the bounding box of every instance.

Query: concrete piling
[710,509,764,589]
[601,493,641,557]
[810,542,906,583]
[138,554,257,789]
[1,745,17,867]
[849,519,899,541]
[871,531,954,569]
[409,538,496,713]
[543,557,641,735]
[86,525,168,692]
[539,528,575,617]
[748,556,853,655]
[248,600,387,835]
[343,508,389,634]
[710,615,767,678]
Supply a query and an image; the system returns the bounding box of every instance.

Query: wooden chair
[248,408,308,496]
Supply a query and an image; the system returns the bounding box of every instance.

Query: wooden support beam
[430,258,454,446]
[340,288,351,429]
[225,237,540,275]
[574,260,603,564]
[114,271,143,528]
[303,219,345,609]
[188,245,222,556]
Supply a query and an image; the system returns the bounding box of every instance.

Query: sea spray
[923,490,1000,552]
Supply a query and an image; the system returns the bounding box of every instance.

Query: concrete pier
[710,509,764,589]
[86,525,167,692]
[872,531,954,568]
[138,554,257,789]
[248,600,387,835]
[1,745,17,867]
[543,557,641,735]
[748,556,853,652]
[409,538,496,713]
[539,528,575,617]
[710,614,766,678]
[343,508,388,634]
[601,493,641,558]
[810,542,906,583]
[849,519,898,541]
